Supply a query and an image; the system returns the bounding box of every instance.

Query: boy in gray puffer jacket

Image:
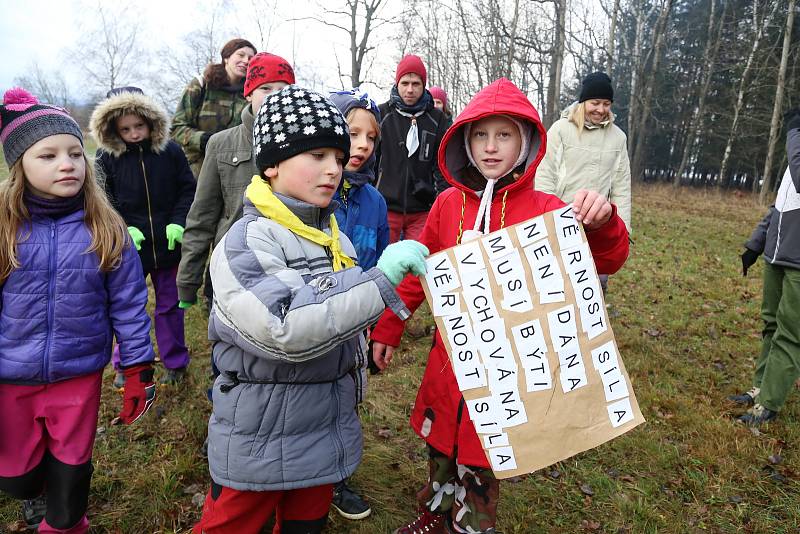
[193,85,428,533]
[732,110,800,426]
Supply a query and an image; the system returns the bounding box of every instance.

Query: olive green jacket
[171,77,248,176]
[177,105,257,303]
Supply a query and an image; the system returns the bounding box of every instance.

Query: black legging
[0,452,93,530]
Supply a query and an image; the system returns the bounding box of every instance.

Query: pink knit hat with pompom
[0,88,83,167]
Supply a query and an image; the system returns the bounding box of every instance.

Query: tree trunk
[760,0,796,203]
[719,0,775,189]
[607,0,621,73]
[630,0,675,182]
[673,0,725,187]
[545,0,566,127]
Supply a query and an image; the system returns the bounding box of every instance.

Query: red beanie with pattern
[244,53,296,97]
[395,55,427,86]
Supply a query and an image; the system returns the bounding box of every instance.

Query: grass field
[1,182,799,533]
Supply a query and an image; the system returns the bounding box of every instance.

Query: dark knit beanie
[244,53,296,97]
[0,88,83,167]
[395,55,427,86]
[106,86,144,98]
[579,72,614,103]
[253,85,350,170]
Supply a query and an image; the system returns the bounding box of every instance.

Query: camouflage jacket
[171,77,248,175]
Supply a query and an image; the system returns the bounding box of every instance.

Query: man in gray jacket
[177,53,295,309]
[732,109,800,426]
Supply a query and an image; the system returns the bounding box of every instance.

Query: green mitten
[166,224,185,251]
[127,226,145,251]
[178,300,195,310]
[377,240,429,286]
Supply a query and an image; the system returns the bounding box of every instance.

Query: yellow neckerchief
[245,176,355,271]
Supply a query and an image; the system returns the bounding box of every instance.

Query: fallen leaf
[768,454,782,465]
[620,474,636,483]
[548,469,561,479]
[729,495,743,504]
[6,521,29,533]
[581,519,601,531]
[645,328,662,338]
[377,427,393,439]
[580,483,595,496]
[183,483,202,495]
[192,492,206,507]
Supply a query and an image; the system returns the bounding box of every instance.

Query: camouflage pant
[417,446,499,533]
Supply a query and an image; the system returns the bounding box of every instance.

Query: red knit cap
[428,86,447,108]
[395,55,427,86]
[244,53,296,97]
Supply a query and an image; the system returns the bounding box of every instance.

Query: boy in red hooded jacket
[370,78,630,534]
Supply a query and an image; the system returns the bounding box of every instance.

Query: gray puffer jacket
[207,193,408,491]
[746,127,800,269]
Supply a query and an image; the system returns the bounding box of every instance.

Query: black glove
[200,132,212,154]
[785,108,800,132]
[741,248,760,277]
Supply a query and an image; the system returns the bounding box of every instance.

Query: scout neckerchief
[245,176,355,271]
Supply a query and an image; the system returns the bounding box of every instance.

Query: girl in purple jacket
[0,88,156,534]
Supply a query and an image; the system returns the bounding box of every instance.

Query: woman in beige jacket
[535,73,631,233]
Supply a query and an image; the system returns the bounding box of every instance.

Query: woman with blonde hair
[535,72,631,291]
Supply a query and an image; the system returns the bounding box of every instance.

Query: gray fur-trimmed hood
[90,92,171,157]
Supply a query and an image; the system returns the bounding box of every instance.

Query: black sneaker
[738,403,777,426]
[332,480,371,520]
[22,494,46,529]
[159,367,187,386]
[728,387,759,406]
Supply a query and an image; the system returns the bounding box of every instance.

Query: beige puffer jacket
[535,103,632,231]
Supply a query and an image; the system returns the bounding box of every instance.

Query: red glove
[114,364,156,425]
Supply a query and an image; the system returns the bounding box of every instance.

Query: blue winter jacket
[333,171,389,270]
[0,210,156,384]
[329,90,390,269]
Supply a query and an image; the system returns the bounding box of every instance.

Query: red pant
[194,482,334,534]
[387,210,428,243]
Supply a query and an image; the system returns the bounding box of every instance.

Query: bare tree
[760,0,796,202]
[673,0,726,186]
[14,63,72,108]
[69,1,145,96]
[297,0,389,88]
[545,0,567,127]
[629,0,675,182]
[718,0,779,189]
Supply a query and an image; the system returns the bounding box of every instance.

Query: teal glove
[376,240,429,286]
[178,300,195,310]
[166,224,184,251]
[127,226,145,251]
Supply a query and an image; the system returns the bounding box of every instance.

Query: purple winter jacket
[0,210,155,384]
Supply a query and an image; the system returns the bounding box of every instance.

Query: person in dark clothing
[91,87,196,387]
[376,55,448,242]
[732,109,800,426]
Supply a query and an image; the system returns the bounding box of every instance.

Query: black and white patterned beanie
[253,85,350,171]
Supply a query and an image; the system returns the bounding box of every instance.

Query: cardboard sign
[421,208,644,478]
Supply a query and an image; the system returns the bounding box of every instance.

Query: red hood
[438,78,547,198]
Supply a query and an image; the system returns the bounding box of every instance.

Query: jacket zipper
[139,147,159,269]
[43,221,57,381]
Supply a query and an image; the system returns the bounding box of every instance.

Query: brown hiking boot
[393,508,449,534]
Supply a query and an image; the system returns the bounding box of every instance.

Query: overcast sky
[0,0,406,103]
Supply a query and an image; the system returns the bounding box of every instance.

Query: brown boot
[393,508,449,534]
